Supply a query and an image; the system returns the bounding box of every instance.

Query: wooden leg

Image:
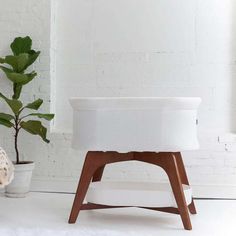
[69,151,193,230]
[165,153,192,230]
[175,152,197,214]
[92,165,105,182]
[68,152,99,223]
[134,152,192,230]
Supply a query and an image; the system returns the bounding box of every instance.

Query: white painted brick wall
[1,0,236,197]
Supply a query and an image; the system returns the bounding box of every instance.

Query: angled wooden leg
[134,152,192,230]
[69,152,99,223]
[69,151,193,230]
[165,153,192,230]
[69,151,134,223]
[175,152,197,214]
[92,165,105,182]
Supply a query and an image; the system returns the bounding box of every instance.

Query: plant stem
[14,117,20,164]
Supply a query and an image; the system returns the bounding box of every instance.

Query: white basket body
[70,97,201,152]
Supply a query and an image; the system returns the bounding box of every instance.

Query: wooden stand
[68,151,196,230]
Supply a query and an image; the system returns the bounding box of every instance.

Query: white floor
[0,192,235,236]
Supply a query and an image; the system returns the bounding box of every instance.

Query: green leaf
[13,83,22,99]
[0,92,23,115]
[0,51,40,73]
[27,50,40,68]
[20,120,50,143]
[4,54,29,72]
[25,113,54,121]
[0,65,13,73]
[10,36,32,56]
[0,118,14,128]
[25,99,43,110]
[0,112,15,128]
[0,66,37,85]
[0,112,14,121]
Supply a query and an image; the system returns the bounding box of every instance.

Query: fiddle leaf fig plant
[0,36,54,164]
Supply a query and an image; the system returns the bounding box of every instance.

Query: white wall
[54,0,196,132]
[1,0,236,198]
[0,0,53,185]
[53,0,236,197]
[54,0,236,134]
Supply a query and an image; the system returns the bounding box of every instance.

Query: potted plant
[0,36,54,197]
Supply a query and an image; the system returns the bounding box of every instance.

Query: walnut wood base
[68,151,197,230]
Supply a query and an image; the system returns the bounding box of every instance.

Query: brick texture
[0,0,236,197]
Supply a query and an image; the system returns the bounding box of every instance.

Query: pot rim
[12,162,35,172]
[12,161,34,165]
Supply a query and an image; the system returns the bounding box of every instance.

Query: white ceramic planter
[5,162,35,198]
